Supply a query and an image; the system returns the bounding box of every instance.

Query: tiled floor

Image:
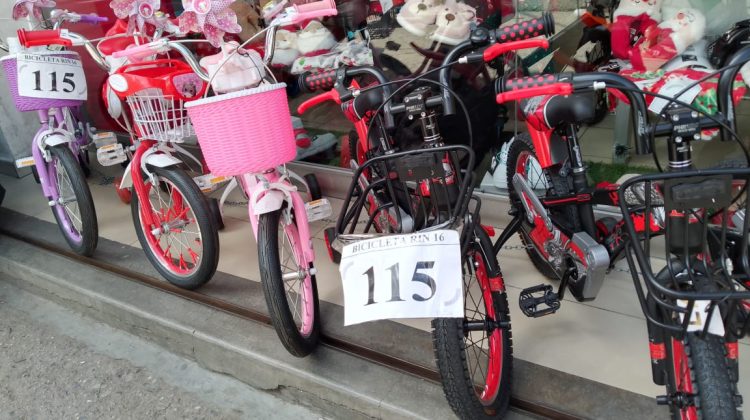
[2,166,748,401]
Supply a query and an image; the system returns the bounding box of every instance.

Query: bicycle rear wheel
[258,206,321,357]
[432,225,513,419]
[131,166,219,289]
[48,145,98,256]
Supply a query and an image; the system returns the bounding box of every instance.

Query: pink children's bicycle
[114,0,338,356]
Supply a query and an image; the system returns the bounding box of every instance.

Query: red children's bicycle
[486,59,750,418]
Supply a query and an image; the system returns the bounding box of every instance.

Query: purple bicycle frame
[32,106,85,243]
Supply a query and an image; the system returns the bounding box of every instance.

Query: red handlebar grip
[17,29,72,48]
[484,39,549,62]
[297,90,341,115]
[496,84,573,104]
[501,74,572,92]
[300,70,337,93]
[494,13,555,43]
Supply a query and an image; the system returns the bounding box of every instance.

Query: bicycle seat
[542,93,596,128]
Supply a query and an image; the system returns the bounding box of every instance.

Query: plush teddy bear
[630,8,706,71]
[609,0,662,60]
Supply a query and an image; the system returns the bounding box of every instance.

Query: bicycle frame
[31,108,78,200]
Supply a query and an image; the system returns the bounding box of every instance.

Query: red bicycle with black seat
[484,57,750,418]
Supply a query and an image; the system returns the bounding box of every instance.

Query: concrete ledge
[0,208,666,419]
[0,236,455,420]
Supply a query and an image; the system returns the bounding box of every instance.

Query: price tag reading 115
[16,52,87,101]
[339,230,463,326]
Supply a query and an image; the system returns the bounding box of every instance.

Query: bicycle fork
[241,171,315,270]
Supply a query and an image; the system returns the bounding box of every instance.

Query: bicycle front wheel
[432,226,513,419]
[258,207,321,357]
[131,166,219,289]
[666,333,741,420]
[48,145,98,256]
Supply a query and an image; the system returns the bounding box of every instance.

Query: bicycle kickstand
[493,212,522,255]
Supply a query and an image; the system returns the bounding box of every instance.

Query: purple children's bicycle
[0,2,105,256]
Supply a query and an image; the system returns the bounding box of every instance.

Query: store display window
[262,0,750,198]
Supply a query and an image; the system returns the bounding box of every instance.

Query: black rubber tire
[304,173,322,201]
[432,226,513,419]
[31,166,41,184]
[131,166,219,289]
[48,145,98,257]
[79,149,92,178]
[505,133,580,280]
[666,334,741,420]
[208,197,224,231]
[258,208,321,357]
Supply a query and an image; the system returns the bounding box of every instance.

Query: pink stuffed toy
[610,0,662,60]
[630,8,706,72]
[12,0,56,21]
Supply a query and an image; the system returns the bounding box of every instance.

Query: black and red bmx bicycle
[481,54,750,418]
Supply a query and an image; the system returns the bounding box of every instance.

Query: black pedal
[519,284,561,318]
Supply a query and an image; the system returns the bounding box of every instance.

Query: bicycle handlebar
[442,12,556,115]
[111,40,162,60]
[111,38,211,81]
[298,69,337,92]
[297,89,341,114]
[51,10,108,30]
[296,65,395,126]
[17,29,72,47]
[489,13,554,45]
[496,72,654,154]
[16,28,111,71]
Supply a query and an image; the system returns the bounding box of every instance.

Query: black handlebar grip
[299,70,338,92]
[497,73,571,93]
[492,12,555,43]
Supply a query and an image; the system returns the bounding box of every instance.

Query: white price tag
[16,52,87,100]
[339,230,463,326]
[678,299,725,336]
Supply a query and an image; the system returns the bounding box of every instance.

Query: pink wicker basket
[0,52,85,112]
[185,83,297,177]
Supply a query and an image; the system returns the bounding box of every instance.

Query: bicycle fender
[144,153,181,168]
[44,133,72,148]
[253,190,286,216]
[119,162,134,189]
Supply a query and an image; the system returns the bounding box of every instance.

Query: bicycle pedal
[193,174,229,193]
[305,198,332,223]
[96,143,127,167]
[519,284,560,318]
